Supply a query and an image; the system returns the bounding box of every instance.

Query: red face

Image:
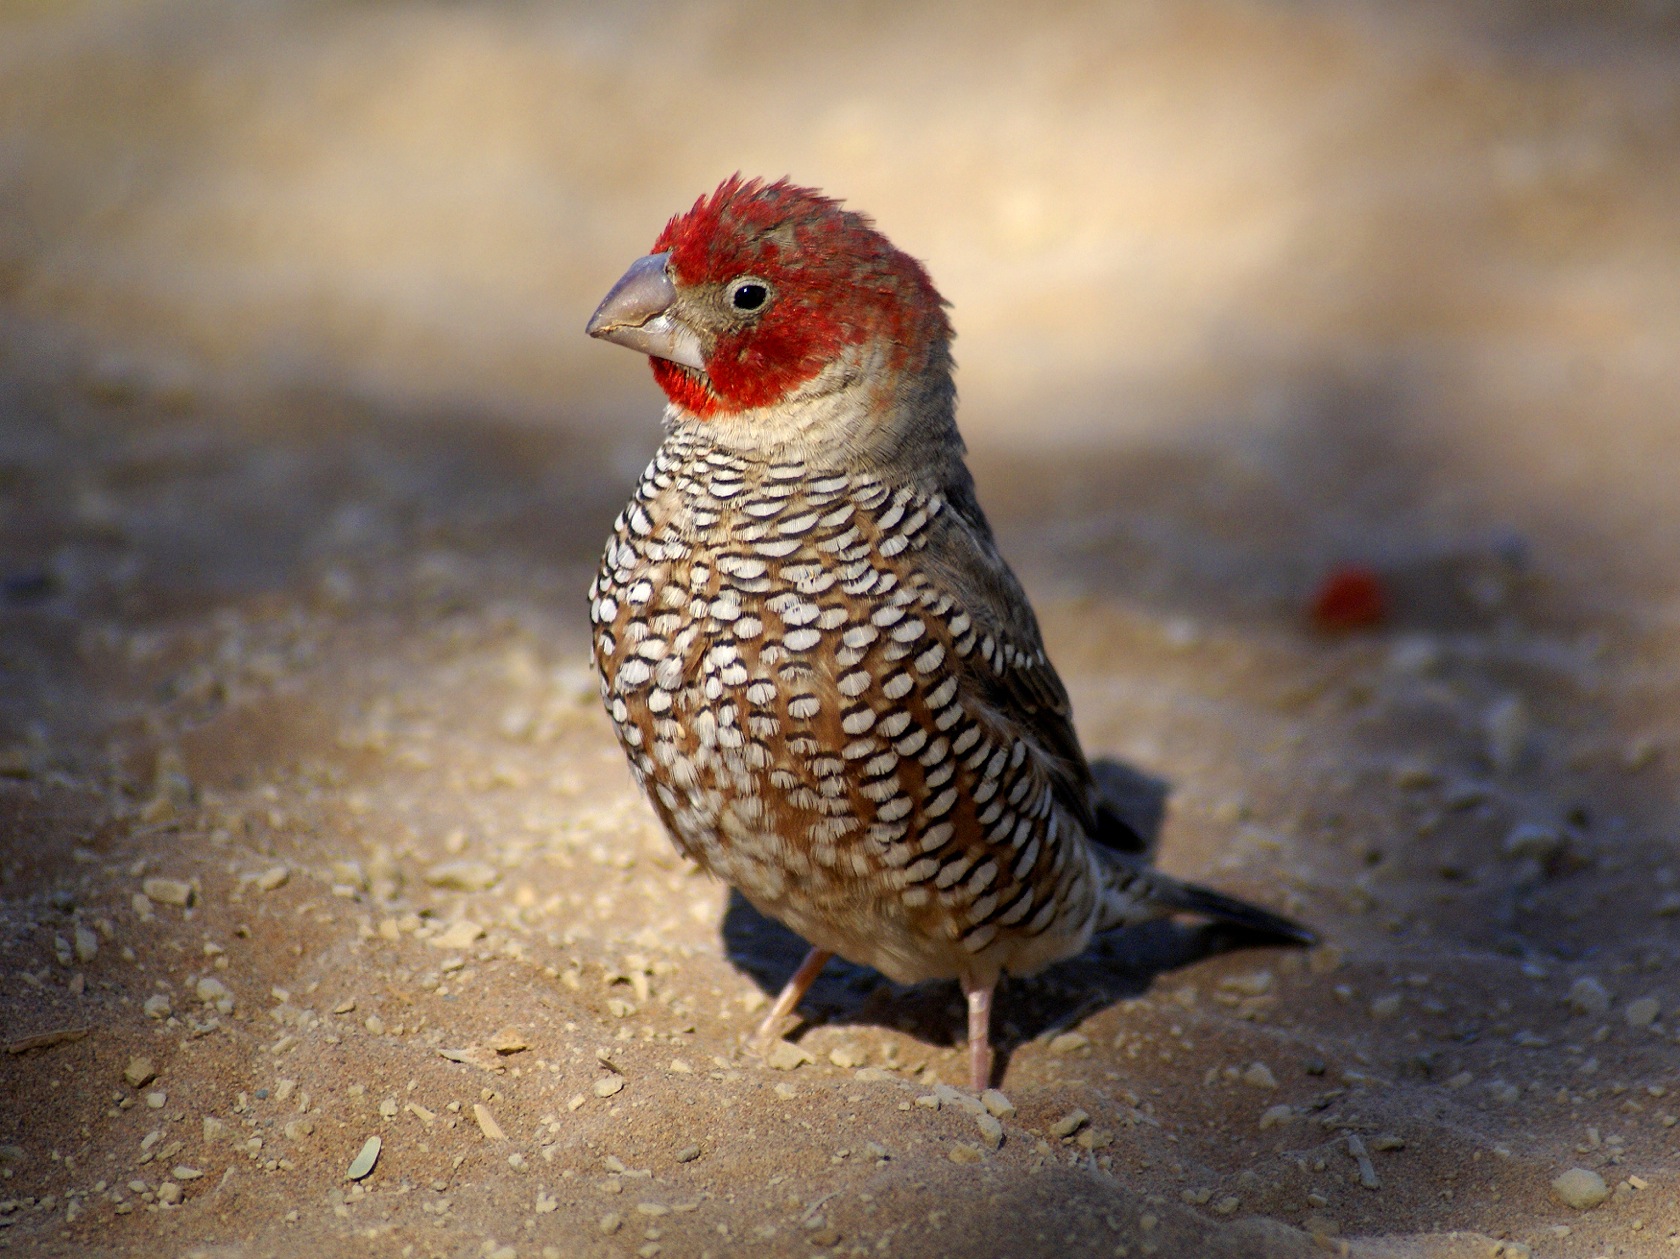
[646,176,949,418]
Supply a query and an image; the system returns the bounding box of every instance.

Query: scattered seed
[346,1136,381,1181]
[473,1103,506,1140]
[437,1046,500,1071]
[254,866,289,892]
[674,1145,700,1163]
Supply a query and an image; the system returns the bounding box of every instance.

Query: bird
[584,176,1316,1091]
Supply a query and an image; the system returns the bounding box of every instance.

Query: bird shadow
[720,756,1309,1079]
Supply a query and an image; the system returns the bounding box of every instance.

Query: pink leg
[752,947,832,1046]
[964,976,996,1092]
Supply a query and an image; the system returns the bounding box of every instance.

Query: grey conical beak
[585,251,706,370]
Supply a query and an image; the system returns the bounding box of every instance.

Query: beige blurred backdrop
[4,1,1678,514]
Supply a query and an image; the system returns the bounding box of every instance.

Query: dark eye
[729,280,769,312]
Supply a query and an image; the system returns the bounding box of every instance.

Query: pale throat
[664,340,952,474]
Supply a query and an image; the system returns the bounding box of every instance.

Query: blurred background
[3,0,1678,588]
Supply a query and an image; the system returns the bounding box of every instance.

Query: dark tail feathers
[1153,877,1319,947]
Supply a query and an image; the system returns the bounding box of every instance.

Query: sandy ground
[3,2,1680,1257]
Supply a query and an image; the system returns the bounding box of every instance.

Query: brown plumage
[586,177,1315,1089]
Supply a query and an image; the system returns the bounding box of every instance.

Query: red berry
[1311,566,1389,631]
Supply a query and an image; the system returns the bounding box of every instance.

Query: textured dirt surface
[3,3,1680,1257]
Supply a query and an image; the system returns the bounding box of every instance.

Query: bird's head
[586,177,952,431]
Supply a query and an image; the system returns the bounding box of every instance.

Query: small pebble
[1625,998,1661,1028]
[1502,823,1563,862]
[1567,977,1611,1016]
[947,1143,982,1164]
[124,1057,156,1089]
[143,994,171,1020]
[1551,1168,1609,1210]
[980,1089,1015,1119]
[254,865,289,892]
[1368,994,1402,1019]
[827,1043,867,1069]
[141,878,193,907]
[145,1091,167,1109]
[1048,1031,1089,1055]
[1220,970,1273,997]
[599,1212,622,1234]
[1347,1134,1379,1190]
[1485,695,1530,774]
[156,1182,182,1205]
[1258,1105,1294,1130]
[593,1075,625,1098]
[73,927,98,963]
[1049,1109,1089,1138]
[429,920,485,950]
[1241,1063,1277,1089]
[423,861,499,893]
[195,977,231,1006]
[766,1041,813,1071]
[489,1026,529,1054]
[975,1113,1003,1150]
[674,1145,700,1163]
